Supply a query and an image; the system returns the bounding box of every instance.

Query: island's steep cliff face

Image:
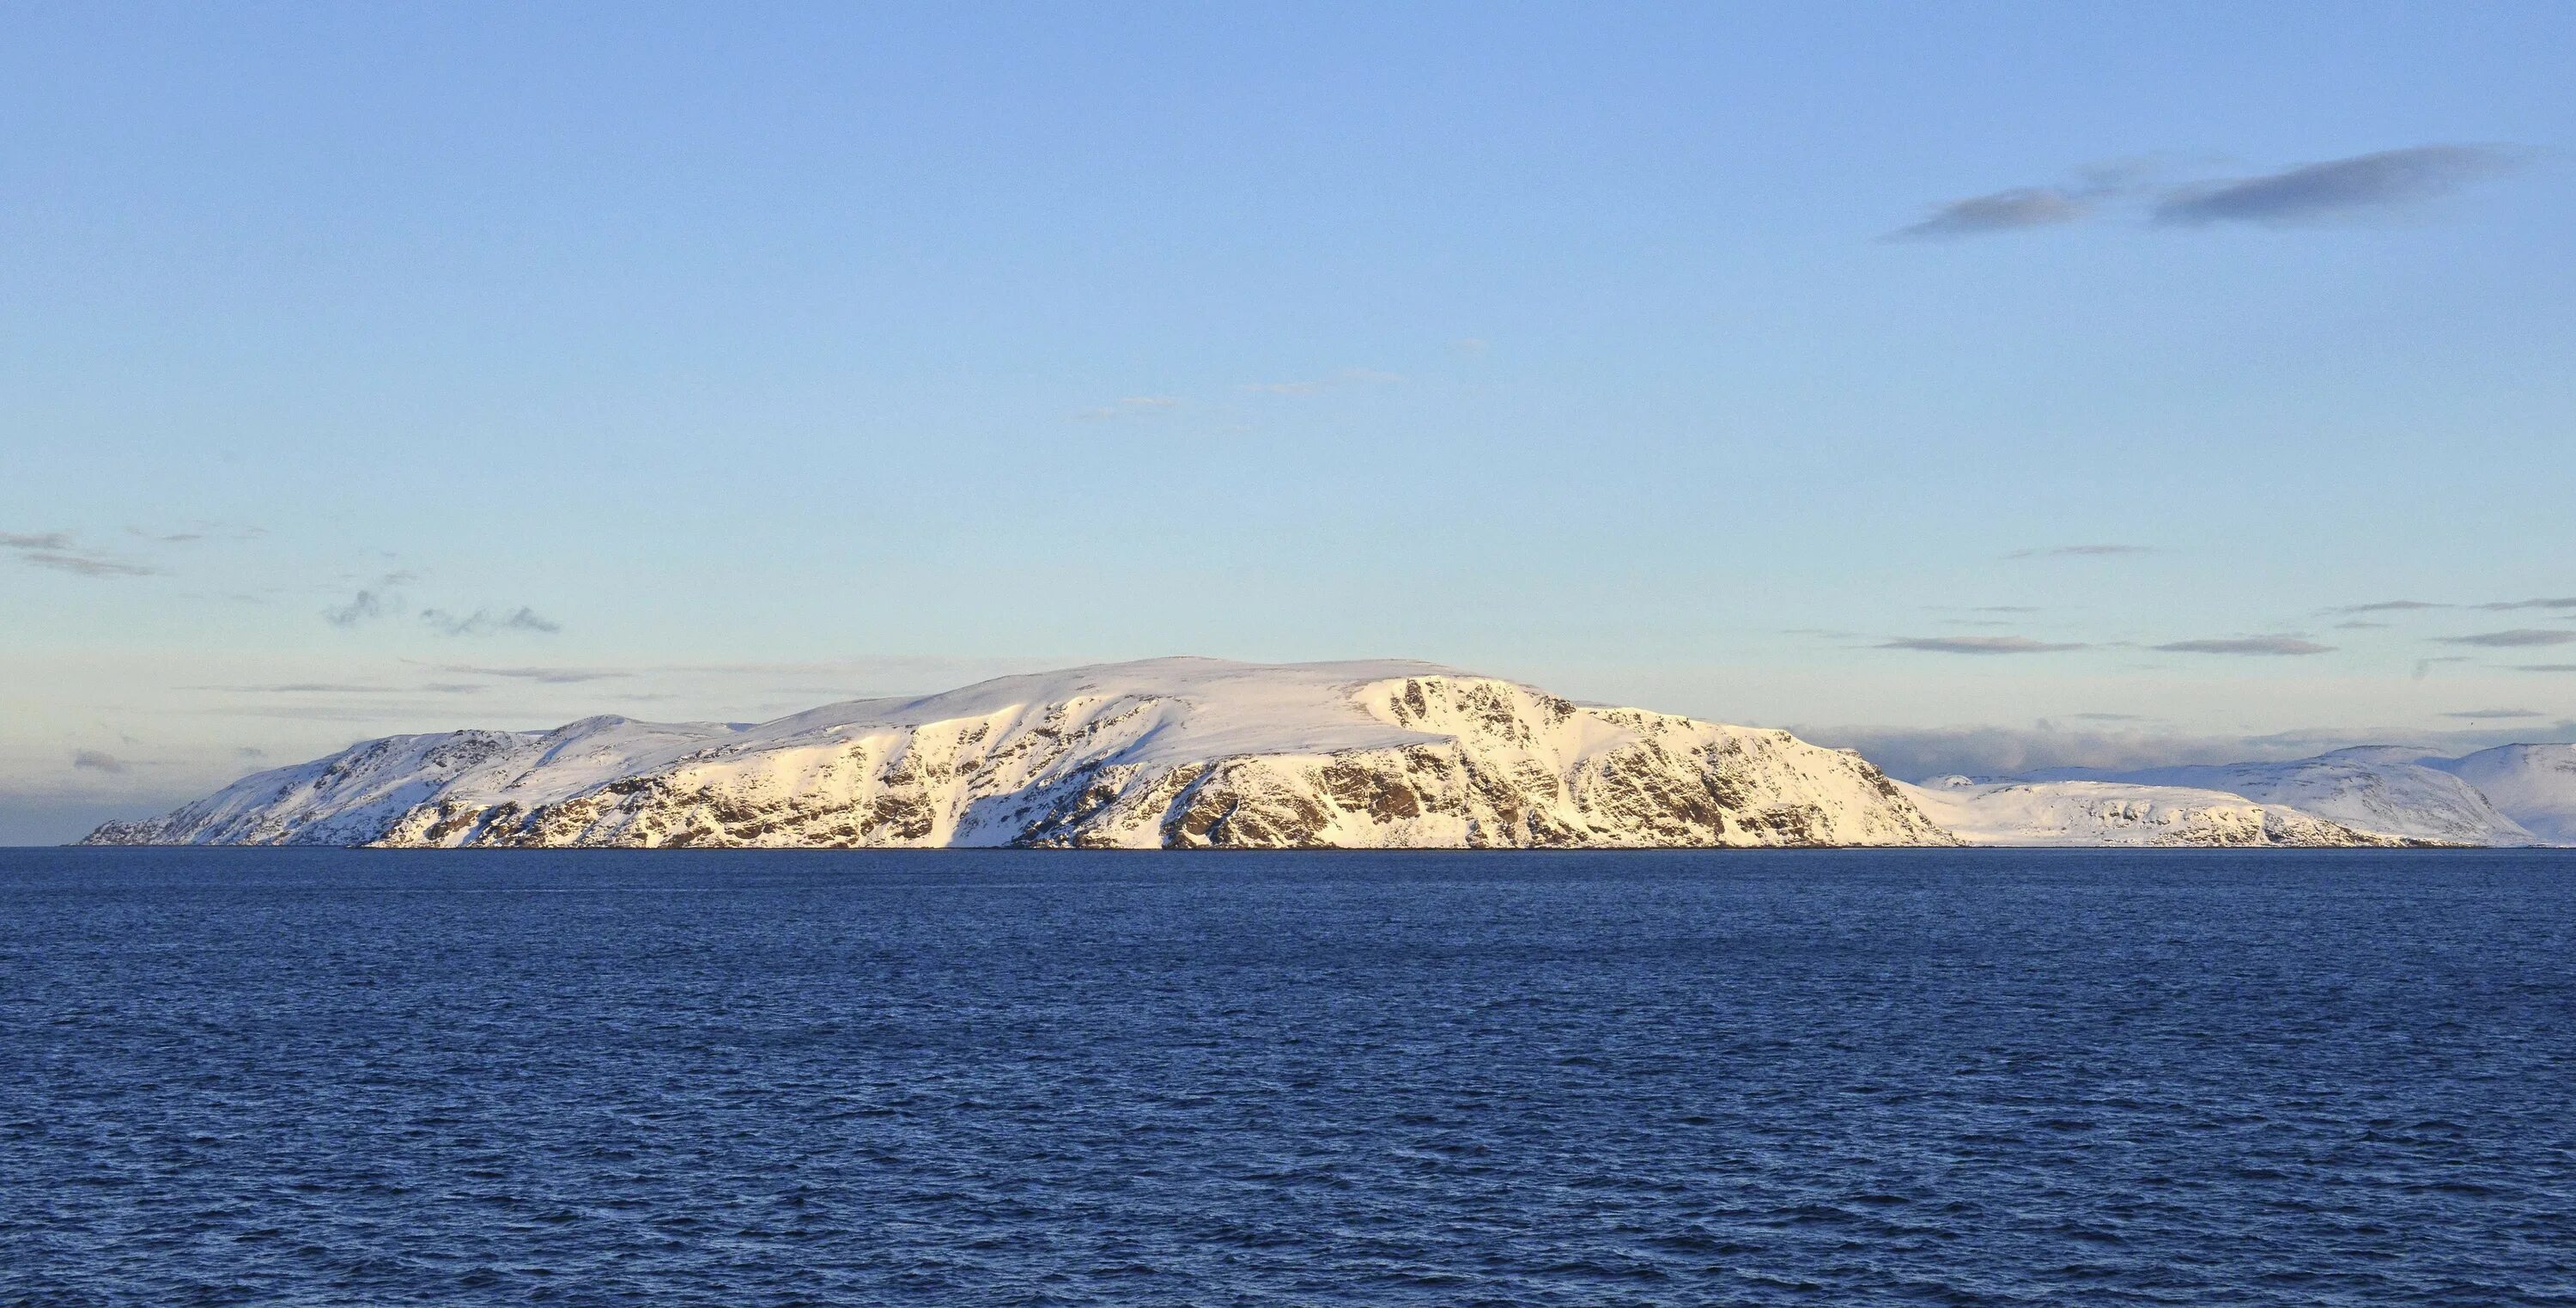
[86,659,1955,850]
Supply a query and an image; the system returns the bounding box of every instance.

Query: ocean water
[3,849,2573,1306]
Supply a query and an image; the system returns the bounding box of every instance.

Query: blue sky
[5,3,2573,841]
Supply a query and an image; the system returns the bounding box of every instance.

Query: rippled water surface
[5,848,2575,1305]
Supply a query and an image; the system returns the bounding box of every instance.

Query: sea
[4,847,2572,1305]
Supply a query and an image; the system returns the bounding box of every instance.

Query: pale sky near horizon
[5,3,2573,842]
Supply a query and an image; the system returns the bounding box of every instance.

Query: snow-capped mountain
[2025,748,2539,846]
[2423,744,2576,845]
[1897,776,2410,848]
[86,659,1953,850]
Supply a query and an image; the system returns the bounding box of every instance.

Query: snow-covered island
[82,659,2576,849]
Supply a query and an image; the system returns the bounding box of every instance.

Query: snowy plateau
[84,660,2576,850]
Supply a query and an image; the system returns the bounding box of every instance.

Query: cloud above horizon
[2328,599,2450,614]
[71,749,130,774]
[324,589,390,627]
[2153,636,2333,656]
[1887,187,2093,240]
[2154,145,2520,226]
[2441,629,2576,648]
[430,663,629,683]
[196,681,489,696]
[1895,144,2519,240]
[1881,636,2087,654]
[1804,718,2576,783]
[422,606,562,637]
[3,530,161,579]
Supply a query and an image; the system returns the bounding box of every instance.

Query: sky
[4,2,2573,843]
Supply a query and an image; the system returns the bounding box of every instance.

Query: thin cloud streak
[2441,629,2576,648]
[422,607,562,636]
[2327,599,2451,614]
[1886,187,2091,240]
[1804,719,2576,784]
[431,664,631,684]
[2154,145,2519,226]
[1895,144,2519,241]
[2,530,161,578]
[1880,636,2088,655]
[2154,637,2334,656]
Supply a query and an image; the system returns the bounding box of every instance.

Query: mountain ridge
[86,659,1953,850]
[82,659,2576,850]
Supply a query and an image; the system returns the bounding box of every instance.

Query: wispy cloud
[71,750,129,774]
[2005,544,2156,560]
[2442,708,2543,720]
[422,606,561,637]
[2,530,161,578]
[430,663,629,684]
[1897,145,2520,242]
[2328,599,2450,614]
[2440,629,2576,648]
[1880,636,2088,655]
[125,522,264,544]
[2154,145,2519,226]
[1804,718,2576,783]
[2333,620,2391,630]
[2153,636,2333,656]
[325,590,390,627]
[2478,596,2576,611]
[2518,664,2576,672]
[198,682,486,696]
[1886,187,2093,241]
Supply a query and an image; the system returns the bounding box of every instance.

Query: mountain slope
[87,659,1954,850]
[1898,776,2411,848]
[2427,744,2576,844]
[2025,748,2537,845]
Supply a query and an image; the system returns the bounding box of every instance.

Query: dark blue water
[5,849,2574,1305]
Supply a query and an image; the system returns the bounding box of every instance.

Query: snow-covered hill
[2025,748,2540,846]
[1898,776,2410,848]
[2426,744,2576,845]
[86,659,1953,850]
